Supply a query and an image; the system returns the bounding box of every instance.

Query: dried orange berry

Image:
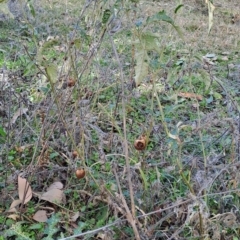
[72,151,78,159]
[75,169,85,179]
[134,135,148,151]
[67,78,76,87]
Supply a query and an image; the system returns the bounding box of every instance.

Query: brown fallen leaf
[33,210,48,222]
[7,199,22,213]
[41,188,63,204]
[70,211,80,222]
[178,92,203,101]
[18,175,32,205]
[47,182,64,191]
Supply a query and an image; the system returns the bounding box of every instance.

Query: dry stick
[57,188,240,240]
[26,27,107,173]
[238,112,240,162]
[22,0,104,173]
[109,35,140,240]
[113,165,140,240]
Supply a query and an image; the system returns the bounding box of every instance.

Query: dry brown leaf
[11,107,28,125]
[70,211,80,222]
[47,182,64,191]
[15,144,33,153]
[33,210,48,222]
[7,199,22,213]
[18,175,32,204]
[7,214,20,220]
[222,213,236,227]
[41,188,63,204]
[178,92,203,101]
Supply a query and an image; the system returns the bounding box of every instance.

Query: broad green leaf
[72,38,81,49]
[28,223,43,230]
[36,39,59,65]
[141,33,161,53]
[27,1,35,17]
[198,69,211,91]
[102,9,111,24]
[45,64,58,84]
[146,10,182,38]
[147,10,174,25]
[213,92,222,100]
[134,33,161,86]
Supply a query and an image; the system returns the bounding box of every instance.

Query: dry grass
[0,0,240,239]
[144,1,239,53]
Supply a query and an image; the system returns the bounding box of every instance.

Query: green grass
[0,0,240,239]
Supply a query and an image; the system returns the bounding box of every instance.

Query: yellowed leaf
[70,211,80,222]
[18,175,32,204]
[33,210,48,222]
[168,133,181,144]
[178,92,203,101]
[8,214,20,220]
[205,0,215,33]
[41,188,63,204]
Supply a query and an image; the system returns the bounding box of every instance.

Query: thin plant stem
[109,34,140,240]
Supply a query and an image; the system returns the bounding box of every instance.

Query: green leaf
[45,64,58,84]
[213,92,222,100]
[72,38,81,49]
[146,10,182,38]
[29,223,43,230]
[50,152,59,159]
[27,1,35,17]
[141,33,161,53]
[102,9,111,24]
[174,4,184,14]
[134,44,149,86]
[147,10,174,25]
[0,126,6,137]
[73,221,87,235]
[36,39,60,65]
[134,32,161,86]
